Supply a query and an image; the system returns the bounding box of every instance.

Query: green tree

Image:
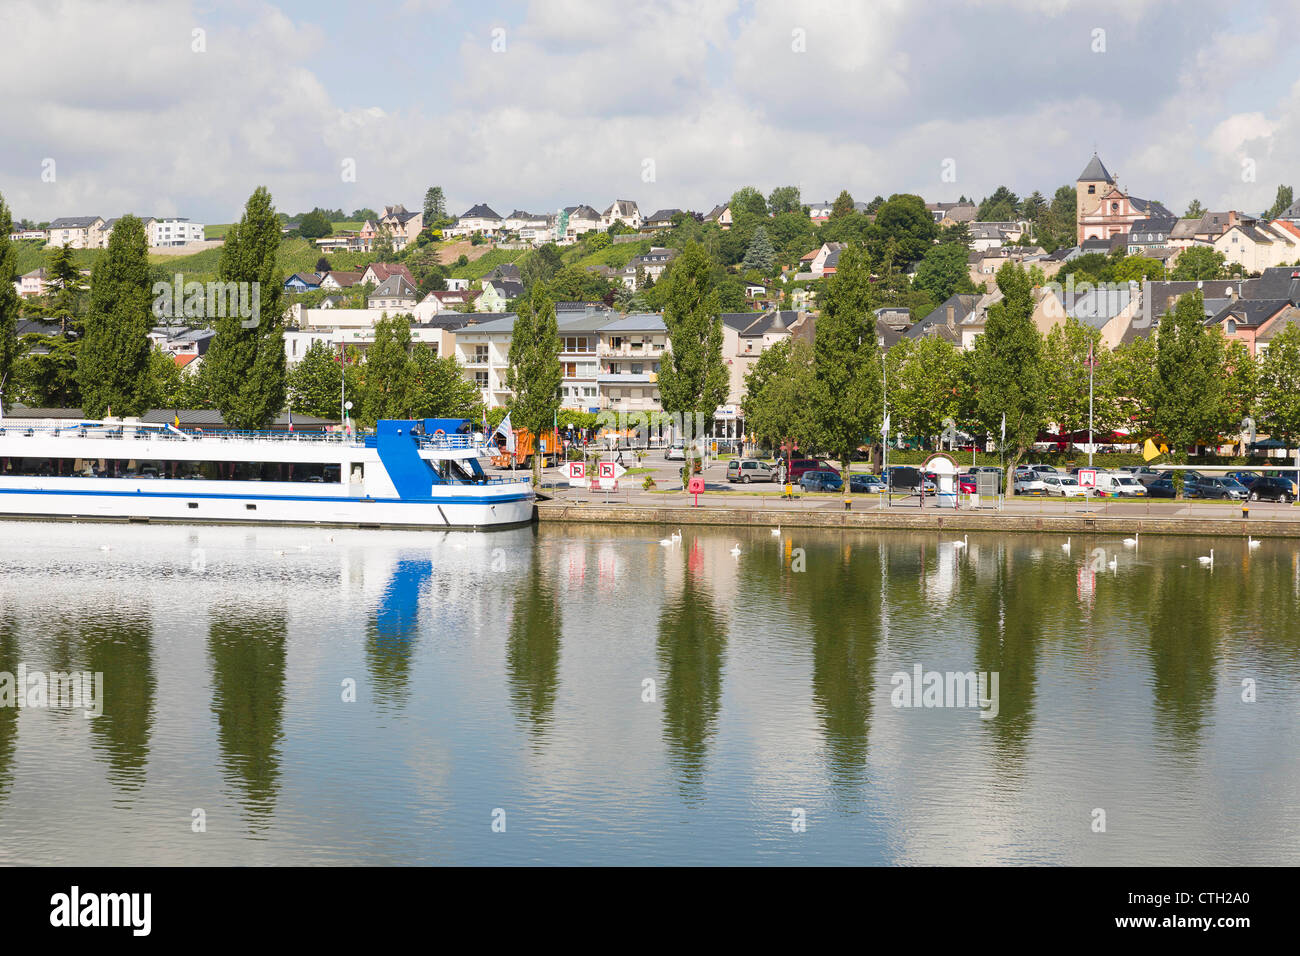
[729,186,768,220]
[408,349,482,419]
[971,263,1046,492]
[505,287,562,485]
[286,340,361,419]
[1152,291,1226,474]
[913,243,975,303]
[423,186,447,223]
[811,245,881,473]
[977,186,1020,222]
[657,242,729,475]
[0,193,21,409]
[1170,246,1225,281]
[521,243,563,291]
[830,190,855,220]
[1041,319,1117,445]
[1265,185,1293,220]
[870,194,940,265]
[45,242,85,334]
[892,334,962,441]
[359,314,413,426]
[1257,323,1300,452]
[767,185,802,215]
[741,226,776,273]
[204,186,286,428]
[298,209,332,239]
[77,214,153,417]
[741,337,815,455]
[15,332,80,407]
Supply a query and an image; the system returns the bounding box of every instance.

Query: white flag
[493,413,516,453]
[881,412,890,437]
[1000,412,1006,443]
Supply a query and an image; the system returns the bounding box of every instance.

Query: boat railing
[0,422,363,444]
[414,433,487,450]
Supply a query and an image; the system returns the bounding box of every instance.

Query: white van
[1093,471,1146,497]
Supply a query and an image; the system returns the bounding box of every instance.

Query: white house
[46,216,104,249]
[601,200,641,231]
[148,217,205,247]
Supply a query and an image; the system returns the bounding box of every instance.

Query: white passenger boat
[0,417,535,529]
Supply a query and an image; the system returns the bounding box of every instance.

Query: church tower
[1076,153,1115,241]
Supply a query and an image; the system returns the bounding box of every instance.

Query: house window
[1088,185,1096,194]
[563,362,577,377]
[474,345,489,363]
[474,371,488,387]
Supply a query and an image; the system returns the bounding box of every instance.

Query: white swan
[730,543,742,557]
[1061,537,1071,553]
[770,526,781,536]
[1122,532,1139,547]
[1108,555,1118,571]
[658,537,673,546]
[1198,549,1214,567]
[98,544,112,552]
[671,528,682,543]
[952,534,968,549]
[1247,535,1260,549]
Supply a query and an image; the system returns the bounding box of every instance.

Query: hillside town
[6,154,1300,462]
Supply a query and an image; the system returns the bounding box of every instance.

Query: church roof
[1078,154,1115,184]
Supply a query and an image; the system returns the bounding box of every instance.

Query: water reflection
[81,607,155,794]
[973,544,1041,773]
[506,558,562,737]
[367,559,433,709]
[1144,563,1218,756]
[0,610,17,800]
[657,549,727,796]
[208,607,287,826]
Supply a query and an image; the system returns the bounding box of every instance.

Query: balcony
[598,344,663,358]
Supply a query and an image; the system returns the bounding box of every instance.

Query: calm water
[0,519,1297,865]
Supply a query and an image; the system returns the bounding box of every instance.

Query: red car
[957,473,978,494]
[786,458,839,482]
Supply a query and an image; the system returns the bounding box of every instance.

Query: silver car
[727,458,775,483]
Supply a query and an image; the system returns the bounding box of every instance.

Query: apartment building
[597,314,668,413]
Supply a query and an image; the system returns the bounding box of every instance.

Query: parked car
[800,470,843,492]
[1013,471,1048,495]
[1029,464,1060,475]
[1042,474,1090,497]
[1120,466,1165,487]
[1227,471,1259,486]
[1147,477,1176,498]
[787,458,839,482]
[1245,475,1295,502]
[726,459,774,483]
[1188,477,1249,500]
[957,473,978,494]
[849,473,887,494]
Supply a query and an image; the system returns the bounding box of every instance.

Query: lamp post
[1086,339,1096,468]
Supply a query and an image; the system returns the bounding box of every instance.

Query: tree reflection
[0,612,17,800]
[657,567,727,796]
[208,608,287,826]
[506,557,562,738]
[82,608,155,793]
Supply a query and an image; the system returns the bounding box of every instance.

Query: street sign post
[1078,468,1097,490]
[565,461,587,488]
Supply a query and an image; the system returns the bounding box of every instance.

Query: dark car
[1147,478,1176,498]
[1245,475,1294,502]
[800,470,843,492]
[1188,477,1249,500]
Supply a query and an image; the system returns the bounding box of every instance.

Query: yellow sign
[1142,439,1159,461]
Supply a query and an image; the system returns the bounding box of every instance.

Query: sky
[3,0,1298,225]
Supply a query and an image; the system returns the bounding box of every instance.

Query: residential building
[367,273,418,311]
[360,262,415,288]
[283,272,322,293]
[555,310,607,411]
[598,314,668,413]
[15,268,49,298]
[602,200,642,230]
[927,201,978,226]
[148,217,204,247]
[477,278,525,313]
[378,204,423,251]
[1127,217,1178,255]
[46,216,104,249]
[643,209,681,230]
[628,247,678,283]
[452,203,503,237]
[703,204,733,228]
[1213,220,1300,274]
[452,313,519,406]
[320,270,363,290]
[562,204,602,238]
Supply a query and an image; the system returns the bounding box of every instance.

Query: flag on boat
[492,413,516,453]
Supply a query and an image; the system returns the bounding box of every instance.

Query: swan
[1198,549,1214,567]
[770,526,781,536]
[1061,537,1071,553]
[730,543,742,557]
[98,544,112,552]
[1247,535,1260,549]
[1108,555,1117,571]
[671,529,682,543]
[1122,532,1139,547]
[952,534,968,549]
[658,537,674,546]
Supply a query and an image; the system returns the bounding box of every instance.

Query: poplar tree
[657,242,729,474]
[811,244,881,474]
[1257,323,1300,454]
[506,287,562,485]
[204,186,285,428]
[1152,290,1225,472]
[77,214,153,417]
[971,262,1046,493]
[0,193,20,410]
[359,313,412,426]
